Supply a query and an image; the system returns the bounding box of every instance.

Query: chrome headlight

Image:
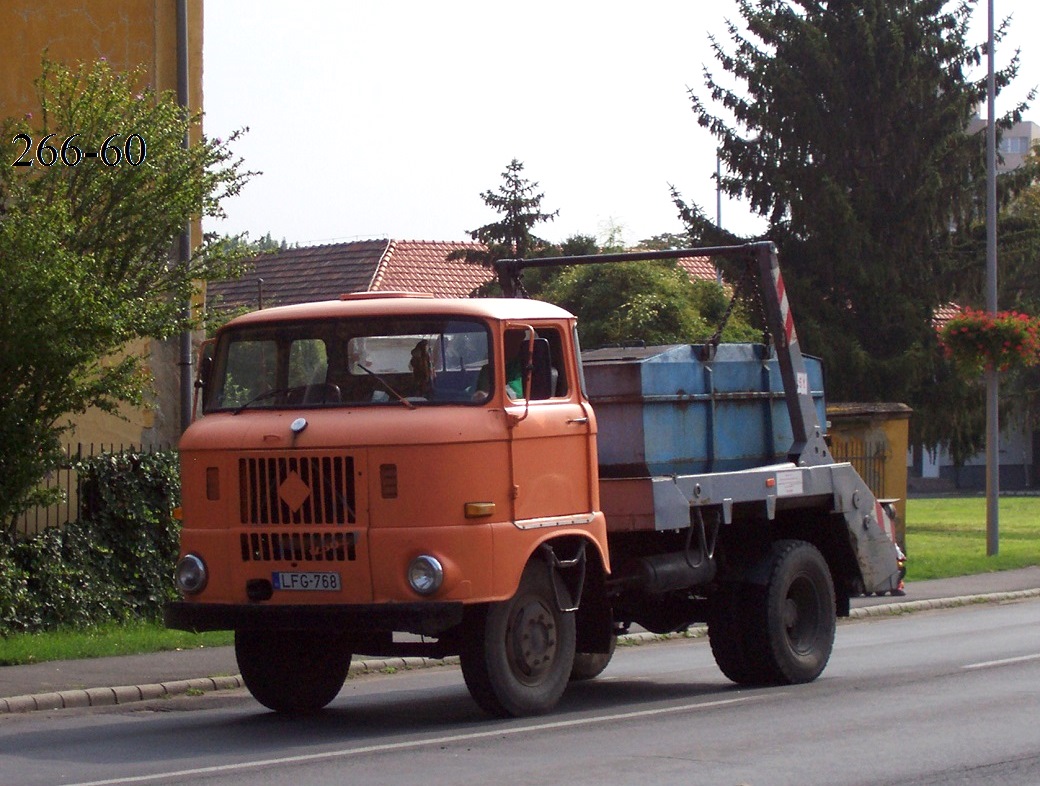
[175,553,208,595]
[407,555,443,596]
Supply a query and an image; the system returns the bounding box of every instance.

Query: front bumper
[164,600,465,637]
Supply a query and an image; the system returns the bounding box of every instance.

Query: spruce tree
[686,0,1027,415]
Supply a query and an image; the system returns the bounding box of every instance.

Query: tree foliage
[952,146,1040,314]
[0,59,253,528]
[541,261,760,349]
[683,0,1033,457]
[455,160,759,347]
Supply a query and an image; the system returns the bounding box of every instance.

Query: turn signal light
[464,502,495,518]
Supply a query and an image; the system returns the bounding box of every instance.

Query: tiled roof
[371,240,492,297]
[933,303,961,329]
[676,256,719,282]
[206,240,719,312]
[207,239,392,310]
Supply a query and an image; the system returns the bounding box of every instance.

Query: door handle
[566,417,589,425]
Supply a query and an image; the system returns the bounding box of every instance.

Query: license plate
[271,571,341,591]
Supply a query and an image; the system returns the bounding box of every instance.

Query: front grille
[239,455,356,526]
[241,531,357,563]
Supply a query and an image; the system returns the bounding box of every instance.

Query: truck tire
[235,630,352,714]
[460,559,576,717]
[745,539,836,684]
[570,635,616,681]
[708,582,762,685]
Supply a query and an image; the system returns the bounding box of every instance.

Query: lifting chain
[704,254,773,355]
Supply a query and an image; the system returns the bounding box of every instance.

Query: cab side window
[539,328,568,398]
[503,327,568,401]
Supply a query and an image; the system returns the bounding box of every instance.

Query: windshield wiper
[231,386,299,415]
[354,365,416,410]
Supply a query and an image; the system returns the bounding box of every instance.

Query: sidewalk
[4,566,1040,714]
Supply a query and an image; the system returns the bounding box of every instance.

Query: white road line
[963,653,1040,670]
[63,694,769,786]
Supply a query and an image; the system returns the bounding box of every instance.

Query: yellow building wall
[1,1,204,451]
[1,1,203,118]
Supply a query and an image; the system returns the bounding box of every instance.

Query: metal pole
[177,0,193,433]
[985,0,999,555]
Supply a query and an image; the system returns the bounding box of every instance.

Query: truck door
[504,325,595,524]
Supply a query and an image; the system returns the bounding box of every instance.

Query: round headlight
[175,553,208,595]
[407,555,444,596]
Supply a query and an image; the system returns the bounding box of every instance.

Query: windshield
[205,317,492,413]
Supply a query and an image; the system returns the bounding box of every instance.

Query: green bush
[14,520,127,631]
[0,539,33,633]
[0,449,180,636]
[78,450,181,614]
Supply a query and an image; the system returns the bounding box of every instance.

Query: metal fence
[830,436,888,499]
[15,442,172,535]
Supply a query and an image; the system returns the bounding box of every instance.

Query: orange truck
[165,243,901,717]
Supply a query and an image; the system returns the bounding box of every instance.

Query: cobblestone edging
[4,588,1039,714]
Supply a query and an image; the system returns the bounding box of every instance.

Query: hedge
[0,450,180,636]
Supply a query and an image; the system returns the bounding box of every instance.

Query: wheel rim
[783,573,822,655]
[506,595,559,685]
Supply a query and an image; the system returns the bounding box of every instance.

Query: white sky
[202,0,1039,249]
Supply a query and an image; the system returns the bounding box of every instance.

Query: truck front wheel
[460,559,576,717]
[570,635,616,681]
[235,630,352,713]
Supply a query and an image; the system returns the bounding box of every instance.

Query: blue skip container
[582,344,826,477]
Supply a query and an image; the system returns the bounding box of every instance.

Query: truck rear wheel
[708,582,761,684]
[235,630,352,714]
[746,539,835,684]
[710,540,835,685]
[460,559,576,717]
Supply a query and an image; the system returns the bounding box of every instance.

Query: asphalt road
[2,598,1038,786]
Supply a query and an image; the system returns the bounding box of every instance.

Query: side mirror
[196,340,215,388]
[192,340,216,420]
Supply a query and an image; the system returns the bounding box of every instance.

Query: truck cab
[169,293,609,716]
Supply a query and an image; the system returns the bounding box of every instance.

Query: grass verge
[0,620,232,667]
[905,496,1040,581]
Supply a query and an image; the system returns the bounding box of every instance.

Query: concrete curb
[3,588,1038,715]
[0,674,246,714]
[846,587,1040,618]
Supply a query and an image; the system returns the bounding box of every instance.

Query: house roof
[206,239,491,311]
[676,256,719,282]
[933,303,961,330]
[370,240,493,297]
[206,240,720,312]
